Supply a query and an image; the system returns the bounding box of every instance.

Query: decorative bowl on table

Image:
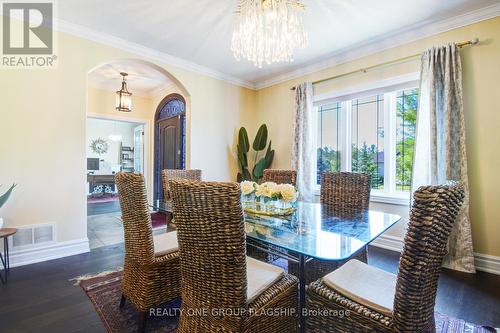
[240,181,298,217]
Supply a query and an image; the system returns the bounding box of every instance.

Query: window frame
[313,73,420,205]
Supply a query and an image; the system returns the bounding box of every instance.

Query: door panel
[159,116,181,169]
[156,115,182,200]
[133,125,144,173]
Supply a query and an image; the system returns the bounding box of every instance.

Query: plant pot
[0,217,4,229]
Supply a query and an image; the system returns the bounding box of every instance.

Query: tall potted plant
[0,184,16,228]
[236,124,274,183]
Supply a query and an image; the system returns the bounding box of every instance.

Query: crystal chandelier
[231,0,307,68]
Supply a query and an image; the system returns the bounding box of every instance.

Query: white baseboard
[371,234,404,252]
[9,238,90,268]
[473,253,500,275]
[6,234,500,275]
[371,234,500,275]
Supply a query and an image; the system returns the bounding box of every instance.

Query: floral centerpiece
[240,181,298,216]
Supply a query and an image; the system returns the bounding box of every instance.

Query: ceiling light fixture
[231,0,308,68]
[115,72,132,112]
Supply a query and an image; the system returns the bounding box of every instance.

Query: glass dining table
[151,200,401,332]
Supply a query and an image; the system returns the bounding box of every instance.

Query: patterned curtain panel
[412,44,475,273]
[292,82,316,202]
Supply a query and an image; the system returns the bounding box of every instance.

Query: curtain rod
[290,38,479,90]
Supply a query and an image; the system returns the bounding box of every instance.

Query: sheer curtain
[292,82,316,202]
[412,44,475,273]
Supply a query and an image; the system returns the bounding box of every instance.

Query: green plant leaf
[252,124,268,151]
[242,168,252,181]
[265,140,272,156]
[0,184,16,209]
[265,150,275,168]
[237,172,243,182]
[252,158,267,181]
[238,127,250,153]
[237,145,248,168]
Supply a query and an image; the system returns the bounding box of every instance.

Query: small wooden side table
[0,228,17,284]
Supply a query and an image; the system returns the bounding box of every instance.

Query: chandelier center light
[231,0,308,68]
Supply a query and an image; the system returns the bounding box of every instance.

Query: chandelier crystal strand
[231,0,307,68]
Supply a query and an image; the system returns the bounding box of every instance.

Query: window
[396,88,418,192]
[315,84,419,202]
[351,94,385,190]
[317,102,341,184]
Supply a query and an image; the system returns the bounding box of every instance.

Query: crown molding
[150,82,179,98]
[55,19,257,90]
[54,3,500,92]
[254,3,500,90]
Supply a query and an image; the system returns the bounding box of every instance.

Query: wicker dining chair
[170,179,298,333]
[289,172,371,283]
[250,169,297,262]
[262,169,297,186]
[306,183,465,333]
[320,171,371,210]
[115,172,181,332]
[161,169,202,200]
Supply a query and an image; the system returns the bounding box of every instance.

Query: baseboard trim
[371,234,500,275]
[473,253,500,275]
[9,238,90,268]
[6,235,499,275]
[371,234,404,252]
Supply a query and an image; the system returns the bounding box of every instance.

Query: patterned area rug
[78,271,496,333]
[150,212,169,229]
[79,271,179,333]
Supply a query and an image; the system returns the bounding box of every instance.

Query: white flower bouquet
[240,181,298,216]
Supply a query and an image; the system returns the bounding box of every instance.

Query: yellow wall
[255,17,500,256]
[1,16,498,258]
[0,29,255,244]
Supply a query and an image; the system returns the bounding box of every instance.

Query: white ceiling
[60,0,499,87]
[88,60,173,96]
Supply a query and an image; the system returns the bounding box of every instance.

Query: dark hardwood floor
[0,245,498,332]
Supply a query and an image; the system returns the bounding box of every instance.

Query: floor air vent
[12,224,55,248]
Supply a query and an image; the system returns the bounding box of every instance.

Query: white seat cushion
[246,256,285,303]
[322,259,396,316]
[153,231,179,257]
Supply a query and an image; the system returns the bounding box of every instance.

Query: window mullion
[384,92,397,193]
[341,101,351,172]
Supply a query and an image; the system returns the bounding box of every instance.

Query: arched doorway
[85,58,190,251]
[154,93,186,201]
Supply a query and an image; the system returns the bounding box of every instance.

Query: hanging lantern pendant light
[115,72,132,112]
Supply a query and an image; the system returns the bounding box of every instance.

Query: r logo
[2,2,53,54]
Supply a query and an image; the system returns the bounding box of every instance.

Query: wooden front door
[156,115,182,200]
[159,115,182,169]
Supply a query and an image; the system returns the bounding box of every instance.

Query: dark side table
[0,228,17,284]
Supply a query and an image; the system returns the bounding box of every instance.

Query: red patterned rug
[77,271,496,333]
[151,212,170,229]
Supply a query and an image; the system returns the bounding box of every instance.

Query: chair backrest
[262,169,297,186]
[393,183,465,332]
[170,179,247,328]
[161,169,202,200]
[320,172,371,211]
[115,172,154,265]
